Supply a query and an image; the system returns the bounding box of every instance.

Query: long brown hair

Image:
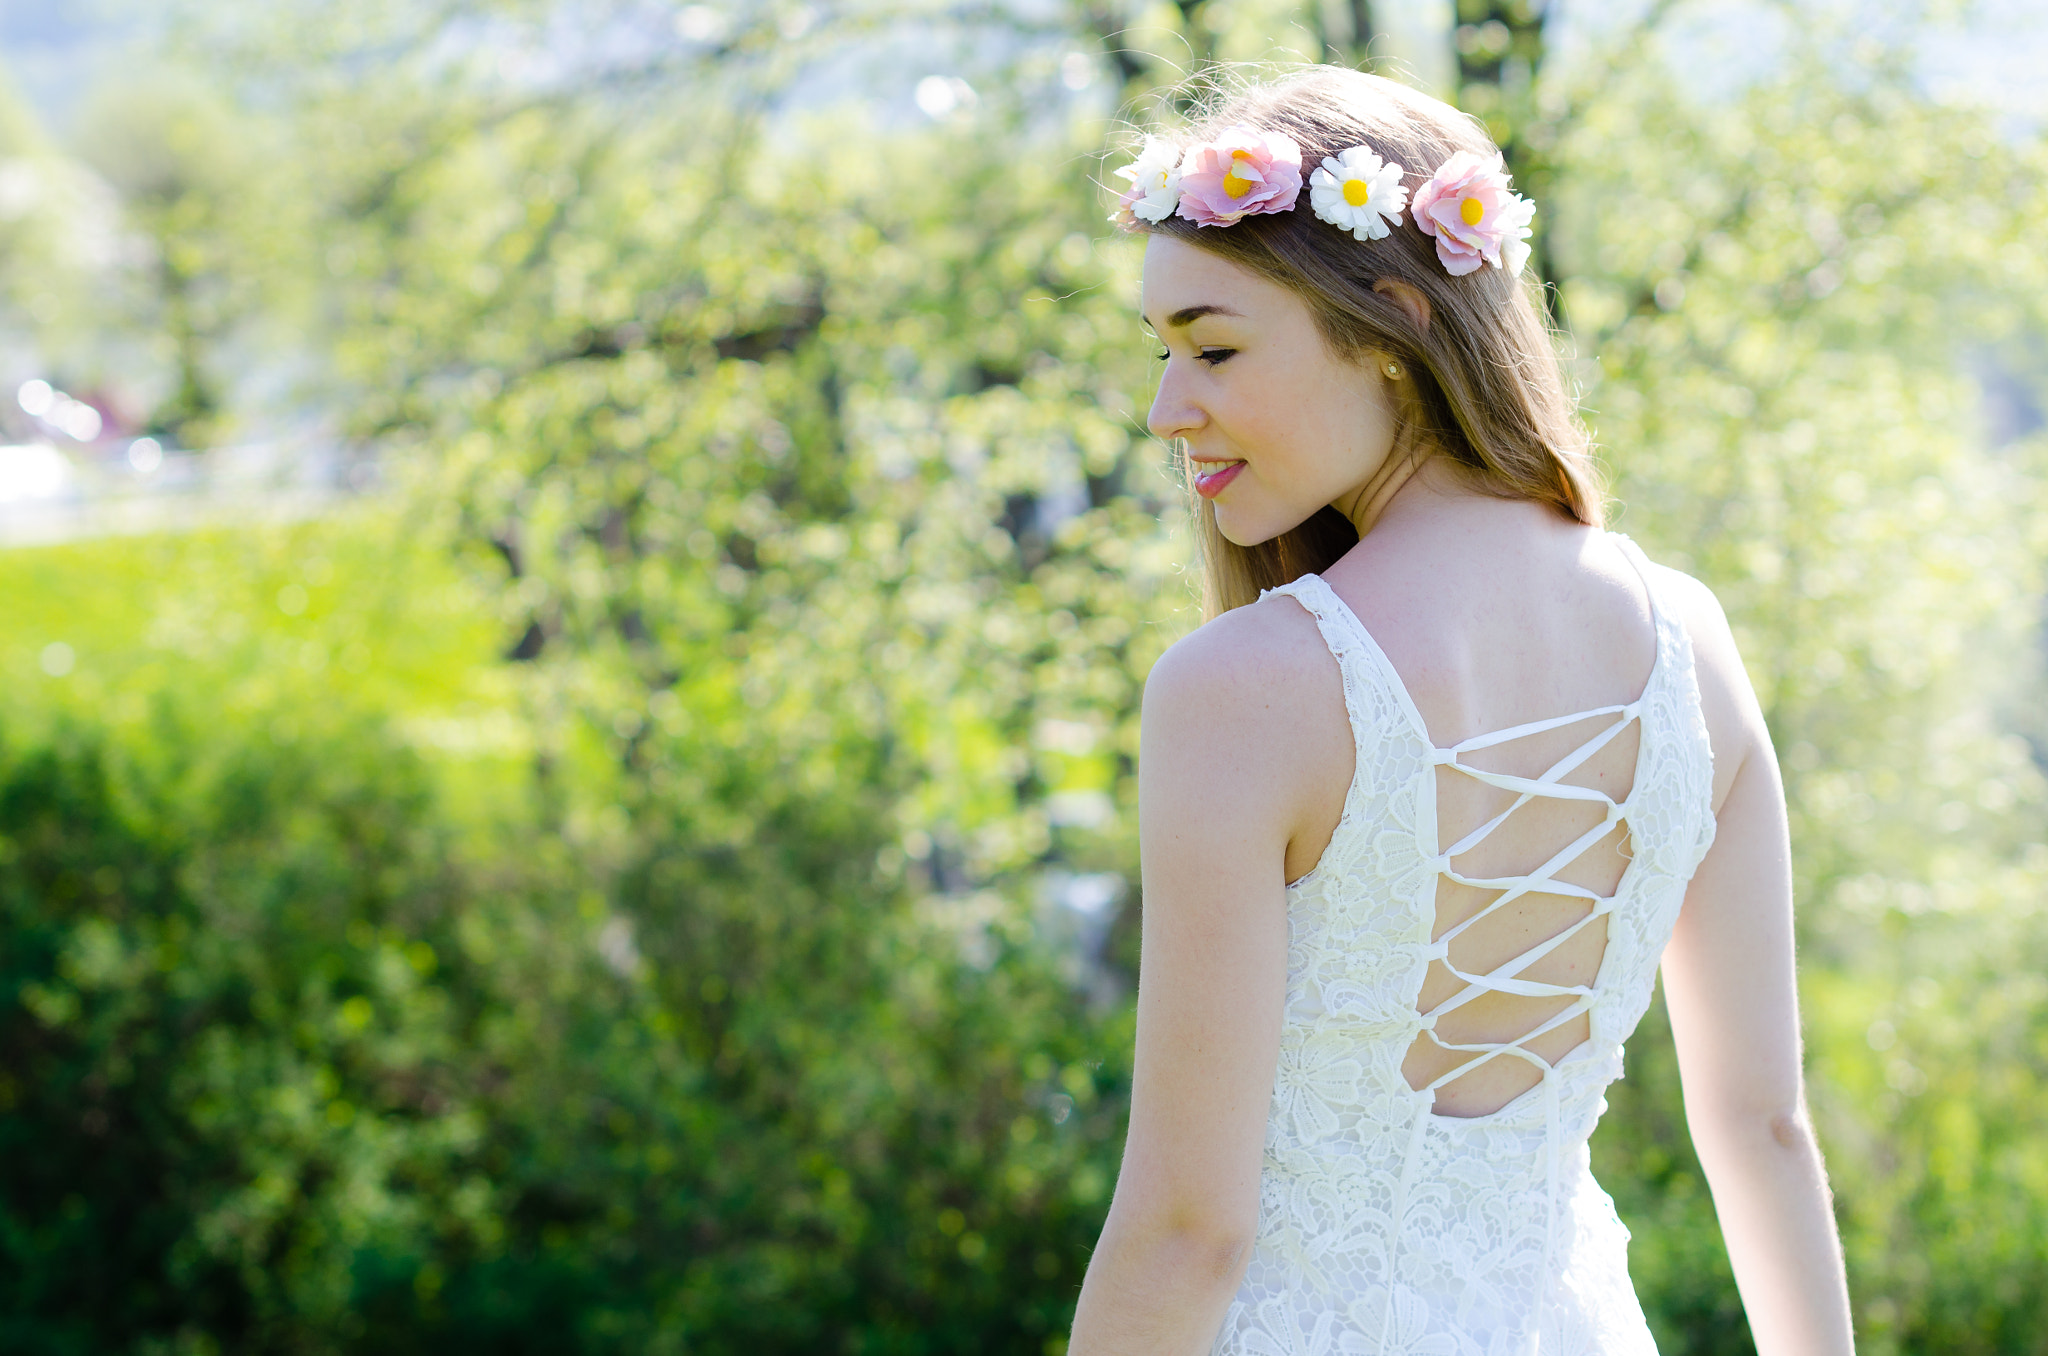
[1123,68,1602,617]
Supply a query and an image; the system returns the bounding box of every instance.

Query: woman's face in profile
[1141,234,1402,545]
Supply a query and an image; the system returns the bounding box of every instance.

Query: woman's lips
[1193,460,1245,499]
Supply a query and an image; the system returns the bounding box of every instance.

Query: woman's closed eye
[1155,346,1237,367]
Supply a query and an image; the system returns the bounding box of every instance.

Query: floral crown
[1111,125,1534,278]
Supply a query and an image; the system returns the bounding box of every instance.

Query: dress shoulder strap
[1603,532,1720,868]
[1261,574,1393,758]
[1606,533,1680,650]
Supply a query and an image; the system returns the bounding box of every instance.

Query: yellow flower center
[1460,195,1486,226]
[1342,178,1371,207]
[1222,148,1256,198]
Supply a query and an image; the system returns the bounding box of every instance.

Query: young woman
[1069,69,1855,1354]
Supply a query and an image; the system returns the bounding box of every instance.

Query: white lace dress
[1210,537,1717,1356]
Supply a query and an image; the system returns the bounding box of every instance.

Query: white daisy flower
[1496,192,1537,275]
[1308,145,1408,242]
[1112,136,1183,225]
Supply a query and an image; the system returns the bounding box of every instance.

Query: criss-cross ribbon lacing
[1374,700,1641,1356]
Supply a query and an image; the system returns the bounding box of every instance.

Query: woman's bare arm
[1068,599,1349,1355]
[1658,570,1855,1355]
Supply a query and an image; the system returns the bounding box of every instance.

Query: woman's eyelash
[1156,347,1236,365]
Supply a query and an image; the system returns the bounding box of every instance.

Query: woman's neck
[1337,450,1466,538]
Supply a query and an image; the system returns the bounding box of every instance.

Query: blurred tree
[30,5,1175,1348]
[1309,0,1375,67]
[0,74,119,398]
[1451,0,1546,142]
[68,74,314,447]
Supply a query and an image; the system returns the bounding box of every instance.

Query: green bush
[0,707,486,1352]
[0,691,1125,1354]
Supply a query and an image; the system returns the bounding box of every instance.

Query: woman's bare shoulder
[1638,558,1725,640]
[1141,589,1355,863]
[1144,587,1340,712]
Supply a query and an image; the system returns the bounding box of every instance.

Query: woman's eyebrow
[1139,303,1245,331]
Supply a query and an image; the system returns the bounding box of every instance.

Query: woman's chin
[1212,504,1290,549]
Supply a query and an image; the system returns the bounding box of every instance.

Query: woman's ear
[1373,278,1432,334]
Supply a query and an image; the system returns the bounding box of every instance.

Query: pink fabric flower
[1410,151,1536,276]
[1173,126,1304,227]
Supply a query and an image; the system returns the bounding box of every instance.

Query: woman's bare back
[1285,489,1663,1117]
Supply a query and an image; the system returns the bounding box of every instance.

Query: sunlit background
[1,0,2045,1352]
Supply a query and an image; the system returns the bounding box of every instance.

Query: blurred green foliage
[1,521,1130,1355]
[2,2,2047,1353]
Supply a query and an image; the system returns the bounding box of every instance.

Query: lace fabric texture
[1212,536,1717,1356]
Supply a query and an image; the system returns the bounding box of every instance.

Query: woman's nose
[1147,364,1204,442]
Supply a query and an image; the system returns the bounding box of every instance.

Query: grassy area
[0,507,528,818]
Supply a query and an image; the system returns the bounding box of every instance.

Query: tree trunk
[1450,0,1560,305]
